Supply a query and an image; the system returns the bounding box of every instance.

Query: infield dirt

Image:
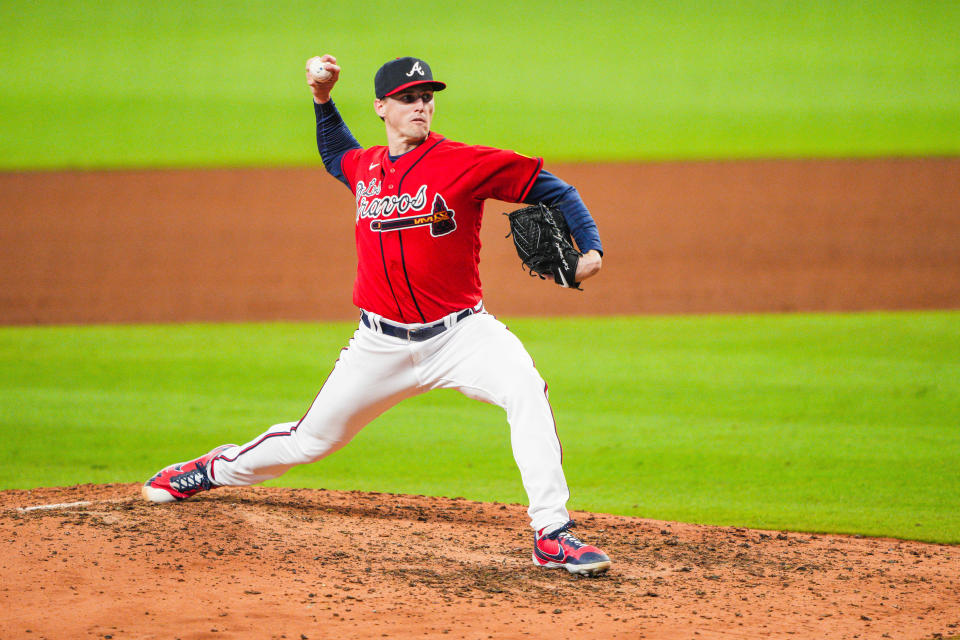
[2,484,959,640]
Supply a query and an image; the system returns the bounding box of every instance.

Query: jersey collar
[383,131,445,170]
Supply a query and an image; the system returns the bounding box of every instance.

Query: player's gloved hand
[505,202,585,290]
[306,54,341,104]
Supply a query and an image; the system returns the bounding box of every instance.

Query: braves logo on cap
[405,61,426,77]
[375,56,446,98]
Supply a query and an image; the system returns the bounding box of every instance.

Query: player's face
[375,88,435,146]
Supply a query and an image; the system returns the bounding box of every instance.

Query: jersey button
[389,168,396,173]
[387,184,394,189]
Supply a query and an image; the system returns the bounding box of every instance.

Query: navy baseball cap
[375,57,446,99]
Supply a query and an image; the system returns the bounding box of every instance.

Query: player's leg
[416,311,610,576]
[143,324,420,500]
[210,325,422,485]
[416,312,569,530]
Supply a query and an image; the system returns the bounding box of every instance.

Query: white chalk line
[17,500,93,512]
[11,496,137,513]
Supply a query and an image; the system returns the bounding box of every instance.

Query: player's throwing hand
[306,55,340,104]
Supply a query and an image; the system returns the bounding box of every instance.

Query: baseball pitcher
[143,55,610,576]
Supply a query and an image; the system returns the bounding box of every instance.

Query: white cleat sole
[532,554,612,577]
[569,560,611,577]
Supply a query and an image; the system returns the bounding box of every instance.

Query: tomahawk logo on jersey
[340,131,543,324]
[368,193,456,237]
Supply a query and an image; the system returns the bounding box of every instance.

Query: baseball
[309,58,332,81]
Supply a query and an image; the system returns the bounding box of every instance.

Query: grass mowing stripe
[1,311,957,543]
[2,0,959,168]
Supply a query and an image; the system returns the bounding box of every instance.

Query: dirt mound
[2,484,958,639]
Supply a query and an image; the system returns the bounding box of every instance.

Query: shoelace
[544,520,586,549]
[555,530,586,550]
[170,467,208,493]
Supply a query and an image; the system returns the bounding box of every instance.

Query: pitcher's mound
[2,484,958,639]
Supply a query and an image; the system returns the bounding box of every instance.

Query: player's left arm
[524,170,603,281]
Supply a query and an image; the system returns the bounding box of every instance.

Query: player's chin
[407,125,430,142]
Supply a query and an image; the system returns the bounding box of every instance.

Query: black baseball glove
[505,203,582,290]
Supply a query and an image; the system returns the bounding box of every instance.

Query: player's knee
[499,367,548,403]
[293,425,353,462]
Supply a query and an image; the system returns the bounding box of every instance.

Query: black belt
[361,304,481,342]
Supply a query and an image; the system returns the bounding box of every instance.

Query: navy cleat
[533,520,611,577]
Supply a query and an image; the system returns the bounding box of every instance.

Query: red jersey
[340,132,543,323]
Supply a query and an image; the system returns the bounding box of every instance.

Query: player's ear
[374,98,386,120]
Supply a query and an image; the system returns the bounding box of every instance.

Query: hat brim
[382,80,447,98]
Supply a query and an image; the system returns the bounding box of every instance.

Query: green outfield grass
[1,312,958,544]
[1,0,958,169]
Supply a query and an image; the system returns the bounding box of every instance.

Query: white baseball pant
[209,309,571,531]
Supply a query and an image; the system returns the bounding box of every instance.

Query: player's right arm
[306,55,362,188]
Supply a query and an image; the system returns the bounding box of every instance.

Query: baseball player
[143,55,610,576]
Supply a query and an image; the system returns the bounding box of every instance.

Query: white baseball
[309,58,332,81]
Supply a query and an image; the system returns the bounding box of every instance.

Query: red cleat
[533,520,611,577]
[142,444,236,503]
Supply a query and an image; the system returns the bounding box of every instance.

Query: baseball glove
[505,203,582,290]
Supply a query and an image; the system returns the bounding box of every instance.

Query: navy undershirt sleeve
[314,100,362,188]
[524,169,603,255]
